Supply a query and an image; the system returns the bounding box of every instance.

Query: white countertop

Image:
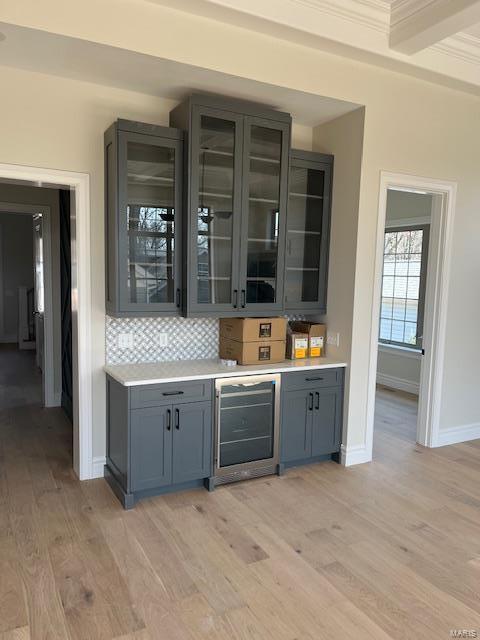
[104,357,347,387]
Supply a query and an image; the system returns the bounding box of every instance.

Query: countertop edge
[105,360,348,387]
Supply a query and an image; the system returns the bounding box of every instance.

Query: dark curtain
[59,189,73,422]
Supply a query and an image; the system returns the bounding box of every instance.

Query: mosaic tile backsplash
[106,315,308,365]
[106,316,219,364]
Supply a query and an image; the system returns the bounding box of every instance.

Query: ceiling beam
[389,0,480,54]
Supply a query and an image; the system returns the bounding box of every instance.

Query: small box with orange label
[289,321,326,358]
[286,329,309,360]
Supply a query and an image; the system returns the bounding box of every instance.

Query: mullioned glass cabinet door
[284,152,333,313]
[116,130,183,314]
[188,106,244,314]
[239,116,290,313]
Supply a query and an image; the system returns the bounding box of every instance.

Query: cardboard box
[289,321,326,357]
[219,317,287,342]
[286,331,309,360]
[219,336,286,365]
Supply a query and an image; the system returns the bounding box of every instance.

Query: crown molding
[390,0,437,28]
[263,0,480,66]
[433,32,480,65]
[292,0,389,33]
[149,0,480,91]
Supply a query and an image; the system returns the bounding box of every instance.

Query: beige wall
[313,108,365,447]
[0,0,479,459]
[0,212,34,342]
[377,348,421,393]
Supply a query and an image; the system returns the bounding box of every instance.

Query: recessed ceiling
[0,22,361,127]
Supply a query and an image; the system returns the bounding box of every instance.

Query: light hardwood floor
[1,349,480,639]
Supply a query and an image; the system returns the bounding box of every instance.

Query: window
[379,225,429,350]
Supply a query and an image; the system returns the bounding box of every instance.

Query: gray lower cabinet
[105,376,213,508]
[311,388,342,457]
[281,388,312,463]
[130,406,172,492]
[280,369,343,469]
[172,402,212,483]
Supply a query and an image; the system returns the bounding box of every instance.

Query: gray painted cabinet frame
[279,368,343,468]
[170,94,292,317]
[105,119,184,316]
[284,149,333,314]
[105,375,213,508]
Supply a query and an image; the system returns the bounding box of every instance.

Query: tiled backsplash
[106,316,219,364]
[106,315,307,365]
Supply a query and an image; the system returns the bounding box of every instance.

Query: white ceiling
[0,0,479,107]
[145,0,480,95]
[0,22,361,127]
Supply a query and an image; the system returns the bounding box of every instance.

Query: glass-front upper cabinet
[105,120,183,316]
[193,109,244,312]
[284,150,333,314]
[170,94,291,317]
[240,118,290,312]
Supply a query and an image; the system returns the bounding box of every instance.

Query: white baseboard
[45,391,62,408]
[435,423,480,447]
[340,444,372,466]
[376,372,419,395]
[91,456,106,479]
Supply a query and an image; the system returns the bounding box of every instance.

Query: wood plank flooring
[1,348,480,639]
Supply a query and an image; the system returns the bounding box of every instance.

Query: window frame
[379,223,430,351]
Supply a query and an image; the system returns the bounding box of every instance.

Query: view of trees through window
[379,226,429,349]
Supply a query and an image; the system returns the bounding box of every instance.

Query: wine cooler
[214,374,281,485]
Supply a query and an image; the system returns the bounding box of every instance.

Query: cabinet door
[239,117,290,313]
[188,106,244,314]
[281,389,313,463]
[172,401,212,484]
[130,406,172,491]
[285,154,332,313]
[311,388,342,457]
[117,131,182,314]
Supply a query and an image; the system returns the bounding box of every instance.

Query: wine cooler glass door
[215,374,280,478]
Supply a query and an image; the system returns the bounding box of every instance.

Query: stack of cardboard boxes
[219,317,327,365]
[219,317,287,365]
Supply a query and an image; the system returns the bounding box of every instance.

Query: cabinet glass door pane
[245,126,282,304]
[285,165,325,303]
[218,381,275,467]
[197,116,236,304]
[126,141,176,304]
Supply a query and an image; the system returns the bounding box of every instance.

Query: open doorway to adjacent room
[367,173,456,459]
[375,188,432,447]
[0,184,73,453]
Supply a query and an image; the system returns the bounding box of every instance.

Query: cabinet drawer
[282,368,343,391]
[130,380,212,408]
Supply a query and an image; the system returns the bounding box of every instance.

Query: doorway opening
[0,187,73,445]
[366,172,456,458]
[0,164,92,480]
[375,189,431,448]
